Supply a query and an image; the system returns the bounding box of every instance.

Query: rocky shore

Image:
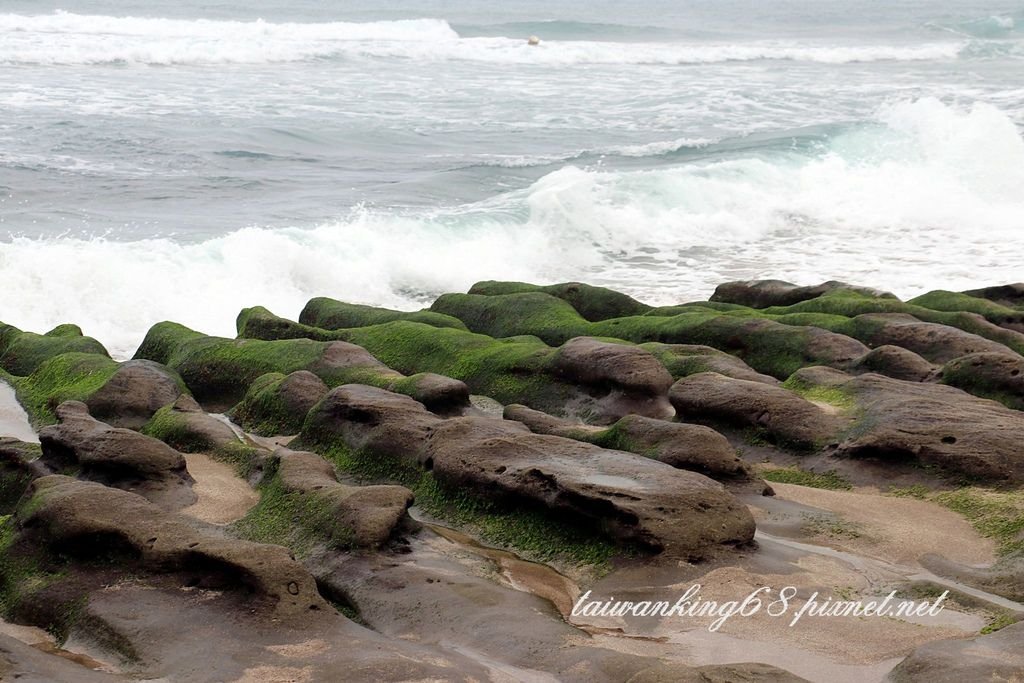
[1,279,1023,682]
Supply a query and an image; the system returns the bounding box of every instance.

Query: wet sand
[181,452,259,525]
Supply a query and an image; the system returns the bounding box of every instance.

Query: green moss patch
[0,322,109,377]
[782,375,857,411]
[430,292,590,345]
[300,298,467,331]
[321,444,621,569]
[759,466,852,490]
[468,281,651,321]
[232,474,353,557]
[229,372,300,436]
[340,321,561,407]
[15,353,119,426]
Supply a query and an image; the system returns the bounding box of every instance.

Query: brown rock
[794,368,1024,483]
[849,345,936,382]
[276,370,329,416]
[504,404,751,481]
[550,337,674,421]
[85,359,184,429]
[941,351,1024,410]
[628,662,810,682]
[425,415,754,557]
[669,372,840,449]
[38,401,194,508]
[710,279,894,308]
[302,385,755,558]
[888,621,1024,682]
[854,312,1017,363]
[15,475,326,619]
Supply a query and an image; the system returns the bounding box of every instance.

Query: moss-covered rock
[0,439,43,515]
[134,321,469,411]
[14,353,120,427]
[236,306,341,342]
[467,280,651,321]
[910,290,1024,330]
[591,313,868,379]
[0,322,109,376]
[235,448,412,552]
[753,291,1024,357]
[141,396,269,480]
[298,384,755,559]
[12,353,186,429]
[639,342,780,384]
[430,291,590,344]
[299,298,467,331]
[341,323,674,422]
[230,371,328,436]
[962,283,1024,310]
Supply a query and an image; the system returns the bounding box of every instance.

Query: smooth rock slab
[503,404,751,481]
[710,279,894,308]
[888,622,1024,682]
[669,372,840,449]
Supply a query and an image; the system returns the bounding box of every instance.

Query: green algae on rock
[12,353,186,428]
[467,280,652,321]
[0,322,109,377]
[300,298,467,331]
[297,384,755,560]
[135,321,469,411]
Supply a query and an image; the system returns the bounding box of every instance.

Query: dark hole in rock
[941,436,957,444]
[180,552,257,593]
[53,531,142,564]
[423,457,434,471]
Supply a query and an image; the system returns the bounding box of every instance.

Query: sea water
[1,0,1022,356]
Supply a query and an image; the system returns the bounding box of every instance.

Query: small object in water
[528,35,540,46]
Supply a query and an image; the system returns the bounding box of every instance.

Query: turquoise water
[1,1,1023,355]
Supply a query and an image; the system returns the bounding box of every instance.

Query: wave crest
[0,11,971,65]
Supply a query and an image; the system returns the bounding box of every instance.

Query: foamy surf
[0,11,972,65]
[1,98,1022,358]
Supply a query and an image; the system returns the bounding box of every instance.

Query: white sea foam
[1,99,1022,358]
[0,12,969,66]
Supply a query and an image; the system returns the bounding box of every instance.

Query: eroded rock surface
[38,401,194,508]
[302,384,754,557]
[669,372,841,449]
[504,404,752,481]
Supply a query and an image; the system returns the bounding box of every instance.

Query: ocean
[1,0,1023,357]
